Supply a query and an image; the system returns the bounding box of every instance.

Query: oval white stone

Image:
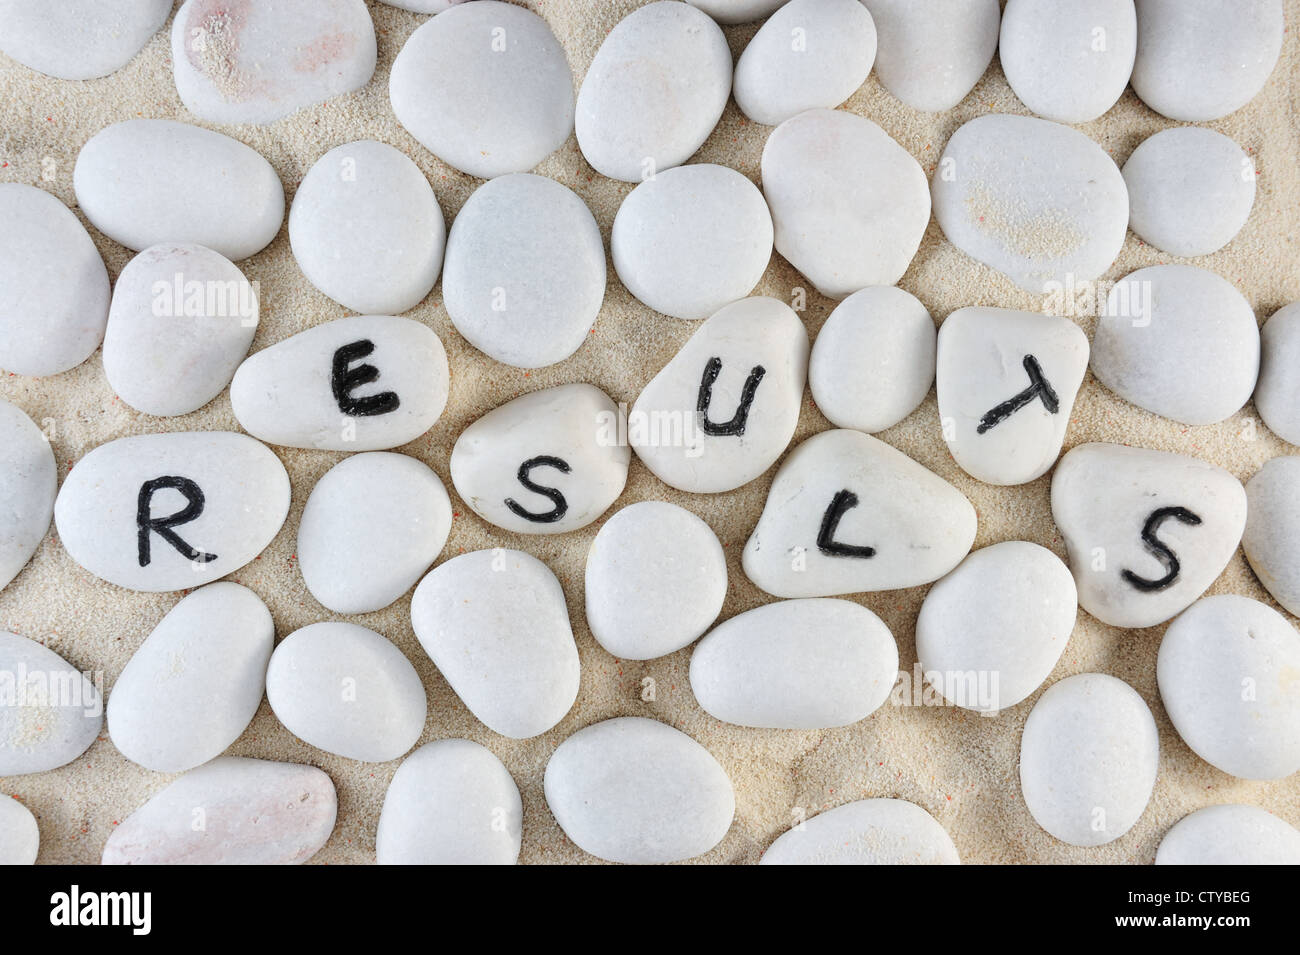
[54,431,291,592]
[74,119,285,262]
[1156,805,1300,865]
[0,795,38,865]
[690,598,898,729]
[443,173,604,368]
[1256,302,1300,446]
[267,622,426,763]
[0,401,56,594]
[575,1,731,182]
[1019,673,1159,846]
[102,756,336,865]
[761,799,960,865]
[0,0,171,80]
[230,315,450,451]
[0,631,102,776]
[107,582,273,773]
[290,140,445,316]
[685,0,785,24]
[544,717,734,864]
[1243,456,1300,616]
[861,0,999,112]
[410,549,580,739]
[377,739,522,865]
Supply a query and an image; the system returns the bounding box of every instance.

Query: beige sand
[1,0,1297,865]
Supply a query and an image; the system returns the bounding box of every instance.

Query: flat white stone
[861,0,999,112]
[290,140,445,316]
[1092,265,1259,426]
[763,109,930,299]
[1158,595,1300,780]
[54,431,291,592]
[761,799,960,865]
[1256,303,1300,445]
[612,163,772,320]
[1050,443,1247,629]
[0,796,38,865]
[1156,805,1300,865]
[443,173,604,368]
[544,716,734,864]
[450,383,629,534]
[102,756,336,865]
[630,297,808,493]
[0,0,171,80]
[1123,128,1256,258]
[107,582,273,773]
[743,429,977,598]
[733,0,877,126]
[230,315,449,451]
[410,549,580,739]
[999,0,1136,124]
[1131,0,1284,122]
[390,0,573,179]
[1020,673,1158,846]
[685,0,785,24]
[74,119,285,263]
[690,598,898,729]
[376,739,522,865]
[932,114,1128,294]
[575,1,731,183]
[937,306,1089,486]
[102,243,258,417]
[266,622,426,763]
[1243,456,1300,616]
[298,452,452,614]
[0,401,55,594]
[808,286,935,434]
[916,541,1077,712]
[0,184,109,377]
[171,0,377,125]
[0,631,102,776]
[585,501,726,661]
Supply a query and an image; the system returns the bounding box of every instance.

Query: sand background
[1,0,1298,864]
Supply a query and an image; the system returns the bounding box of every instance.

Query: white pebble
[0,796,38,865]
[1252,301,1300,444]
[0,631,102,776]
[0,0,170,80]
[378,0,459,12]
[1243,456,1300,616]
[685,0,785,24]
[861,0,999,112]
[1156,805,1300,865]
[0,401,56,594]
[761,799,960,865]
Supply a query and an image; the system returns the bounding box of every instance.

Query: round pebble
[761,799,960,865]
[0,795,38,865]
[686,0,785,24]
[1243,456,1300,616]
[0,631,102,776]
[1156,804,1300,865]
[0,400,56,594]
[861,0,999,112]
[1256,302,1300,445]
[0,0,170,80]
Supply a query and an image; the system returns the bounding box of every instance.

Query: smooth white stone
[762,109,930,299]
[685,0,785,24]
[1256,303,1300,446]
[266,622,426,763]
[585,501,726,661]
[298,452,452,615]
[690,598,898,729]
[1092,265,1258,426]
[937,306,1088,486]
[931,114,1128,294]
[733,0,877,126]
[630,297,808,493]
[743,429,977,598]
[74,120,285,262]
[0,796,38,865]
[1019,673,1159,846]
[544,717,734,864]
[410,549,580,739]
[861,0,999,112]
[0,0,170,80]
[230,315,449,451]
[575,1,731,183]
[1243,456,1300,616]
[390,0,573,179]
[999,0,1136,124]
[102,756,336,865]
[450,383,629,534]
[761,799,960,865]
[0,184,109,377]
[1156,805,1300,865]
[612,164,772,320]
[1123,128,1256,257]
[1157,595,1300,781]
[54,431,291,592]
[0,401,55,594]
[379,0,460,12]
[171,0,376,125]
[102,244,258,417]
[0,631,102,776]
[107,582,273,773]
[376,739,522,865]
[1050,443,1247,629]
[808,286,935,434]
[443,173,604,368]
[1131,0,1284,122]
[916,541,1077,712]
[290,141,445,316]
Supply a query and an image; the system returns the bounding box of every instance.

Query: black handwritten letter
[332,339,400,417]
[976,354,1060,434]
[696,357,766,437]
[137,476,218,567]
[1121,506,1203,592]
[817,489,876,558]
[504,456,571,524]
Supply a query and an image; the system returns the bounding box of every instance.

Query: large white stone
[1254,302,1300,446]
[0,0,171,80]
[1243,456,1300,616]
[1156,805,1300,865]
[0,631,102,776]
[861,0,999,112]
[761,799,960,865]
[0,796,38,865]
[685,0,785,24]
[0,401,55,594]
